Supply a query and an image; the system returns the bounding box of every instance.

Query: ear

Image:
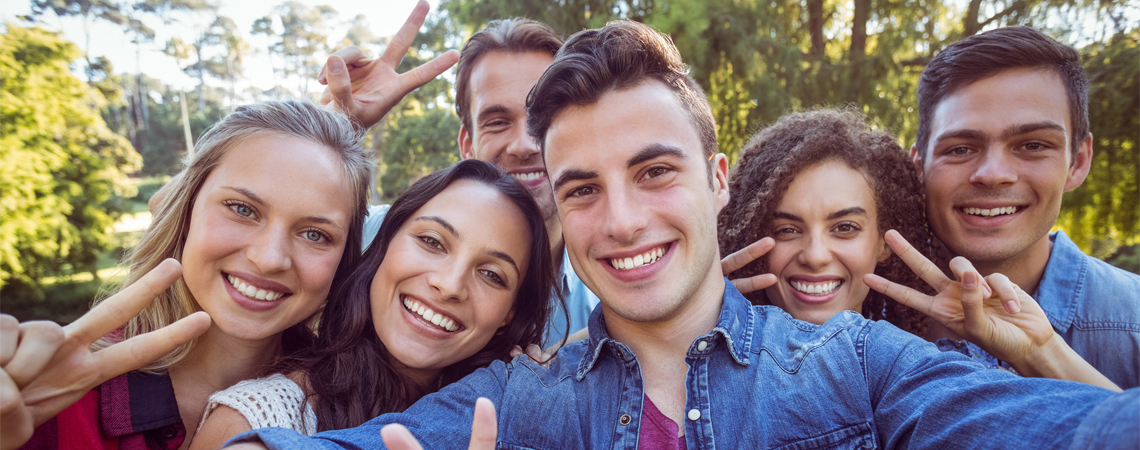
[876,234,893,263]
[1063,133,1093,192]
[459,125,475,160]
[909,144,925,189]
[712,153,731,214]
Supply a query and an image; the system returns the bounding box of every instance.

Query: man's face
[914,68,1091,264]
[544,81,730,325]
[459,51,556,221]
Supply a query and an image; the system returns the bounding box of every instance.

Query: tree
[253,2,338,97]
[0,25,141,294]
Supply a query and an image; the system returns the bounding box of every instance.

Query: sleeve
[863,321,1136,449]
[199,374,317,436]
[361,204,390,252]
[225,361,510,450]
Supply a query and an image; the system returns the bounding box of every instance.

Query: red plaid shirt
[21,371,185,450]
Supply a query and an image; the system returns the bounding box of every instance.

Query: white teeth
[963,206,1017,217]
[402,296,460,332]
[227,275,286,302]
[510,171,546,182]
[609,245,667,271]
[790,280,841,295]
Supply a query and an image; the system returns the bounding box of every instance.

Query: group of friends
[2,1,1138,449]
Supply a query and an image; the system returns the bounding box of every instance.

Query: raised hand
[0,259,211,449]
[721,237,778,295]
[317,0,460,130]
[864,230,1119,390]
[381,397,498,450]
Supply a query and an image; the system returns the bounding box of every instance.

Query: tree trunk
[808,0,825,56]
[196,45,206,112]
[847,0,870,102]
[964,0,983,36]
[180,91,194,155]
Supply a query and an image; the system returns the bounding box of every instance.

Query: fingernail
[963,273,978,289]
[1006,300,1021,314]
[330,57,344,75]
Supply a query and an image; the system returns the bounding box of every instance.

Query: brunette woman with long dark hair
[190,159,556,443]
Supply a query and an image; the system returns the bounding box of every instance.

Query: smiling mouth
[608,244,669,271]
[510,171,546,182]
[790,280,841,295]
[226,274,287,301]
[961,206,1021,218]
[402,296,460,332]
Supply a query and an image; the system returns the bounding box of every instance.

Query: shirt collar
[1034,231,1085,332]
[576,278,754,380]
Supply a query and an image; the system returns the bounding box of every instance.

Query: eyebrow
[223,186,343,230]
[412,216,521,277]
[552,169,599,193]
[627,144,686,168]
[771,207,867,222]
[934,121,1067,146]
[490,251,521,279]
[475,104,510,125]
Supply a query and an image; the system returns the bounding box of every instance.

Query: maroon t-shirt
[638,395,686,450]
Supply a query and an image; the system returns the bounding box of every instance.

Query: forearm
[1012,333,1122,391]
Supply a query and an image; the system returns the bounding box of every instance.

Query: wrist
[1011,332,1069,378]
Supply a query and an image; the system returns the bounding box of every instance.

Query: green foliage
[1056,30,1140,258]
[0,25,142,294]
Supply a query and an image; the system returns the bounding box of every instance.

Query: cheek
[296,245,345,299]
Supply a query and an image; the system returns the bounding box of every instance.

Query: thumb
[325,55,353,113]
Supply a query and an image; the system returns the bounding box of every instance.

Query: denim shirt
[231,280,1137,450]
[1035,231,1140,389]
[543,249,602,347]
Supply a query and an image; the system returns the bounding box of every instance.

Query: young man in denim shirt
[910,26,1140,389]
[230,21,1137,450]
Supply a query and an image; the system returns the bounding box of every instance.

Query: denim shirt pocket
[770,421,876,450]
[757,310,861,373]
[497,443,546,450]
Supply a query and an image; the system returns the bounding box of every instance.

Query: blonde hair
[94,100,372,372]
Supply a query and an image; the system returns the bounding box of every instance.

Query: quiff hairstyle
[455,18,563,132]
[916,26,1089,161]
[527,20,718,160]
[718,108,928,335]
[93,101,371,372]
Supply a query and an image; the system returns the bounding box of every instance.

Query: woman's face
[182,134,353,343]
[763,160,888,325]
[371,179,531,385]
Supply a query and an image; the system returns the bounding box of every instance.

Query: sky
[0,0,442,95]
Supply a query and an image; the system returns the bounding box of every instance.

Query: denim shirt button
[697,340,708,351]
[687,409,700,421]
[619,414,632,426]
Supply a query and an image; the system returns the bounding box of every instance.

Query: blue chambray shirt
[543,249,602,347]
[1035,231,1140,389]
[230,280,1137,449]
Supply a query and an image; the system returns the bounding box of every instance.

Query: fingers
[380,424,425,450]
[318,45,369,84]
[92,311,211,383]
[324,55,354,113]
[3,322,65,388]
[948,257,989,334]
[730,274,777,296]
[380,0,430,67]
[0,369,33,450]
[884,230,950,289]
[864,273,935,316]
[0,316,18,366]
[64,259,182,344]
[398,49,459,91]
[984,273,1021,314]
[469,397,497,450]
[509,345,524,359]
[721,237,774,275]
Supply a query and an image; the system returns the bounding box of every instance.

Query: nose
[969,147,1017,188]
[504,127,541,161]
[601,185,648,245]
[246,226,293,274]
[427,257,469,303]
[796,233,833,270]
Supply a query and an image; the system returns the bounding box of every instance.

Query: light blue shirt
[1035,231,1140,389]
[360,204,598,346]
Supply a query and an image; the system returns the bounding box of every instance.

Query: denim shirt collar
[1034,231,1084,332]
[576,278,754,380]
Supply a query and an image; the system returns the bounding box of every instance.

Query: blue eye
[226,201,255,218]
[304,230,324,242]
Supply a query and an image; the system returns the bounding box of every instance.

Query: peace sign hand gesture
[0,259,212,449]
[317,0,460,130]
[864,230,1119,390]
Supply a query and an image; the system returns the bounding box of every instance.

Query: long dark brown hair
[290,159,556,431]
[717,108,930,335]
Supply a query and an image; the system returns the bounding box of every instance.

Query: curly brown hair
[717,108,931,335]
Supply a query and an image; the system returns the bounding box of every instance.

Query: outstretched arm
[382,397,497,450]
[0,259,212,449]
[864,230,1120,391]
[317,0,460,130]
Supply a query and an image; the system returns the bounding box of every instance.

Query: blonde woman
[1,100,372,450]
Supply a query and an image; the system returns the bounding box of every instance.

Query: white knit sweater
[196,373,317,436]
